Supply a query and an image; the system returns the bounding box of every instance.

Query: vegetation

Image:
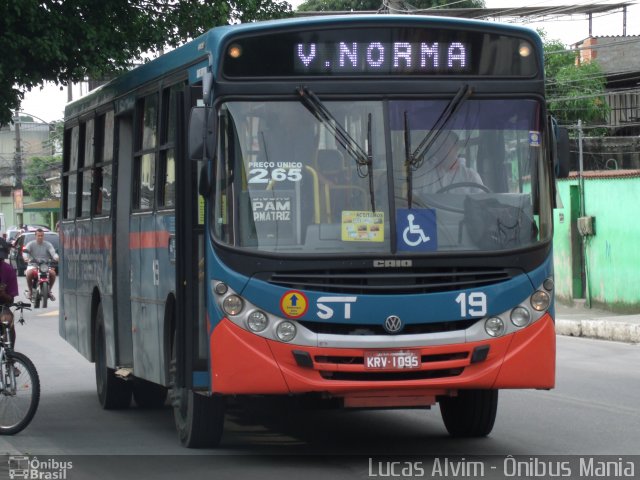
[23,156,62,201]
[543,33,609,133]
[297,0,484,12]
[0,0,293,126]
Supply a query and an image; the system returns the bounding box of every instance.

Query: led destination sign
[295,41,469,74]
[222,27,538,78]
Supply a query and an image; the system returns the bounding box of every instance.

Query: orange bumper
[210,314,555,397]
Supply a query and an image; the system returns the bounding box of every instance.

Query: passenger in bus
[0,239,18,345]
[414,132,484,194]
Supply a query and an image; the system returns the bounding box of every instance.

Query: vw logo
[384,315,403,334]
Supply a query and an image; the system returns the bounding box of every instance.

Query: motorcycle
[28,260,54,309]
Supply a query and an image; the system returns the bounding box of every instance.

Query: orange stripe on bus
[61,234,113,250]
[129,231,171,250]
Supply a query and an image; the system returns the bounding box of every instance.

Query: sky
[19,0,639,124]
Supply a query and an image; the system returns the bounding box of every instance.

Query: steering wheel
[436,182,491,194]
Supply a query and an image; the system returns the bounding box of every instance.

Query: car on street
[9,231,59,276]
[6,225,51,246]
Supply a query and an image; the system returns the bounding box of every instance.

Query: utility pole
[13,112,23,188]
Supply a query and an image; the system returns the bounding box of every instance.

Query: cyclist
[24,229,59,301]
[0,238,18,344]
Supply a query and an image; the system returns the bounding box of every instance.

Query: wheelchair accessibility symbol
[397,209,437,251]
[403,214,430,246]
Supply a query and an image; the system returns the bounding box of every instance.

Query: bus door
[129,92,164,385]
[113,112,134,369]
[173,84,208,391]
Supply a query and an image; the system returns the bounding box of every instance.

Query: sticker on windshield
[341,211,384,242]
[397,209,437,251]
[247,162,303,184]
[248,191,296,242]
[529,131,541,147]
[251,195,292,222]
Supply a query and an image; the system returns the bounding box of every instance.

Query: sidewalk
[555,301,640,343]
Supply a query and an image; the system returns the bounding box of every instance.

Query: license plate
[364,350,421,371]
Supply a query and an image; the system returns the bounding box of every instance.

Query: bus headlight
[247,311,268,332]
[214,282,228,295]
[530,290,550,312]
[543,277,554,292]
[510,307,531,327]
[223,295,243,316]
[276,321,297,342]
[485,317,505,337]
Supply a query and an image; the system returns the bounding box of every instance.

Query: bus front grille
[263,267,517,294]
[299,319,476,335]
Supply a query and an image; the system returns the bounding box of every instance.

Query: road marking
[38,310,59,317]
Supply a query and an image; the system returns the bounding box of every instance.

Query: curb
[556,319,640,343]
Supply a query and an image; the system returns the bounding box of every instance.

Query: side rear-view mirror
[188,107,216,161]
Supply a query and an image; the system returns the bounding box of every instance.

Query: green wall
[554,173,640,312]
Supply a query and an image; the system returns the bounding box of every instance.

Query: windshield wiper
[411,84,472,167]
[404,111,415,209]
[405,84,472,208]
[296,86,376,212]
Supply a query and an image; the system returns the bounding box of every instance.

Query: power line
[548,88,640,101]
[545,36,640,57]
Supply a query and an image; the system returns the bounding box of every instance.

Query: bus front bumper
[210,314,555,402]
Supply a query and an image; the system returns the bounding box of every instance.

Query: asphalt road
[0,278,638,479]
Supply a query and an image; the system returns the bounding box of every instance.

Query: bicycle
[0,301,40,435]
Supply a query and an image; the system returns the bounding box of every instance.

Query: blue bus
[60,14,568,447]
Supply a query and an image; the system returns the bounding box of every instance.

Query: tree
[23,156,61,201]
[297,0,484,12]
[542,32,609,133]
[0,0,293,126]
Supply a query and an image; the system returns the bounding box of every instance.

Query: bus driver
[414,132,484,194]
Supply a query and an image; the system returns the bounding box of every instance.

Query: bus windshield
[214,97,551,255]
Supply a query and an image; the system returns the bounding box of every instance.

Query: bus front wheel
[170,338,224,448]
[439,389,498,437]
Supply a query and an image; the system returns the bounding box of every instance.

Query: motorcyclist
[0,238,19,344]
[23,229,59,301]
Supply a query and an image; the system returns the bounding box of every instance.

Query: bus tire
[133,378,168,408]
[95,305,132,409]
[439,389,498,438]
[170,338,224,448]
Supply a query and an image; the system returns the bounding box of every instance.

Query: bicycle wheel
[0,351,40,435]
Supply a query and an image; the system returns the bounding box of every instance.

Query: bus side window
[93,167,103,215]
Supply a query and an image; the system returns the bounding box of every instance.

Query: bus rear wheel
[95,305,132,409]
[170,338,224,448]
[439,389,498,438]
